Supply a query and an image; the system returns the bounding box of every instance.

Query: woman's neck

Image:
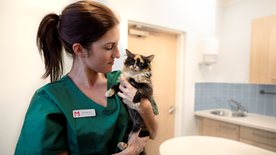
[68,61,106,89]
[68,59,108,107]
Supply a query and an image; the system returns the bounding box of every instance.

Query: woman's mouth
[109,61,114,65]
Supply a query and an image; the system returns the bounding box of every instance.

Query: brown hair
[37,1,119,82]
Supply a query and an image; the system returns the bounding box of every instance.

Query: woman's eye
[106,45,113,50]
[138,62,144,67]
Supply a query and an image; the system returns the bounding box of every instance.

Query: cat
[105,49,157,155]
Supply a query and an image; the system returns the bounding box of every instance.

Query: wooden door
[128,25,177,155]
[249,14,276,84]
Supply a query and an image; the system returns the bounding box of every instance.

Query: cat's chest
[123,72,151,85]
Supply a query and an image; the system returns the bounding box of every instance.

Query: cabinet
[249,14,276,84]
[239,126,276,152]
[198,117,240,141]
[198,117,276,152]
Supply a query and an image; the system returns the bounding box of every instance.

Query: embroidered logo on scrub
[73,109,96,118]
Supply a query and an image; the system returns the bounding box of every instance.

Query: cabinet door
[199,117,240,141]
[240,138,276,153]
[250,14,276,84]
[240,126,276,147]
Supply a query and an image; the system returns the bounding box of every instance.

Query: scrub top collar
[63,74,118,115]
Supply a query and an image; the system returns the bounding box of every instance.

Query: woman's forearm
[136,98,159,139]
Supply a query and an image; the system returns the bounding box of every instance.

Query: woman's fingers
[127,128,149,153]
[118,83,126,91]
[117,74,137,107]
[141,136,149,147]
[136,128,149,143]
[134,128,142,135]
[119,74,130,88]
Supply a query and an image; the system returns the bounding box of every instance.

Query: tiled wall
[194,83,276,117]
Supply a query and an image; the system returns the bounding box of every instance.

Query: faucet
[228,99,247,113]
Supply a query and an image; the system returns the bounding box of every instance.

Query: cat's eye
[130,60,135,65]
[138,62,144,67]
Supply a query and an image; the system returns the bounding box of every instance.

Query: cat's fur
[105,49,156,155]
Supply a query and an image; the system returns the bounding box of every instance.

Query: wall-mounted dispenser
[199,38,219,66]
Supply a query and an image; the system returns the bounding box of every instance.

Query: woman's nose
[113,46,120,58]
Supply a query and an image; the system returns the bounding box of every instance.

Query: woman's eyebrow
[102,42,116,45]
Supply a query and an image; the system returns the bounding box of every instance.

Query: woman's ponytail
[37,13,63,82]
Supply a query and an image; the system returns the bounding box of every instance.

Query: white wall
[0,0,74,154]
[0,0,217,154]
[213,0,276,83]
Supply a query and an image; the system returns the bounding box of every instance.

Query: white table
[159,136,276,155]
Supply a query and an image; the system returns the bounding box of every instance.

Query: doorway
[127,20,185,155]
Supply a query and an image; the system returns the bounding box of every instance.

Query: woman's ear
[72,43,86,58]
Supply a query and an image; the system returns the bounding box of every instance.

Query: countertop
[159,136,276,155]
[194,109,276,133]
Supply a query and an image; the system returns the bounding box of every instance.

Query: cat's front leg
[105,84,120,97]
[131,91,141,109]
[131,102,140,109]
[131,86,152,109]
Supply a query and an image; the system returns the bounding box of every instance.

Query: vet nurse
[14,1,159,155]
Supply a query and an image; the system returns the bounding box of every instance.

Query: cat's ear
[147,55,155,62]
[126,49,134,57]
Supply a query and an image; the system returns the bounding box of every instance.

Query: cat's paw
[131,102,140,109]
[105,89,115,97]
[117,142,128,150]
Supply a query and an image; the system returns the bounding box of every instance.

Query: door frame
[128,20,186,137]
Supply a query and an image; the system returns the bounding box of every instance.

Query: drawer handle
[253,132,276,139]
[219,124,236,130]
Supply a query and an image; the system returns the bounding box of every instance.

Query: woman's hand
[113,129,149,155]
[117,74,137,108]
[127,128,149,154]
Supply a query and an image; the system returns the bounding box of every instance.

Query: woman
[14,1,158,155]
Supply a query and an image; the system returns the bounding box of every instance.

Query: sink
[210,110,247,117]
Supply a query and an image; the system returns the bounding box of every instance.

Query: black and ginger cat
[105,49,157,155]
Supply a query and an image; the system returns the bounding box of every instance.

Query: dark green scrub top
[15,71,158,155]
